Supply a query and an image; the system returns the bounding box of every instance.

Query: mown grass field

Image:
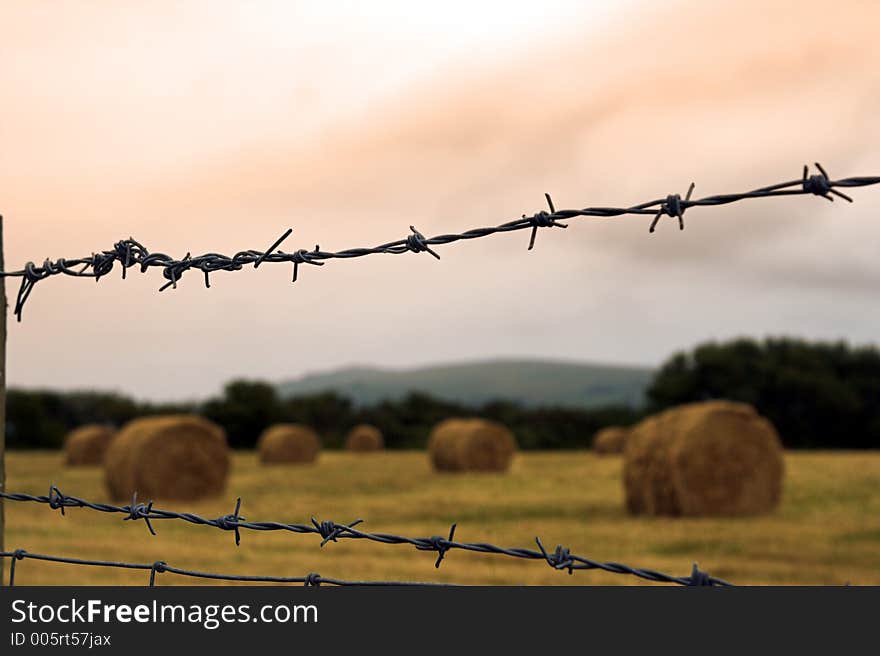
[4,450,880,585]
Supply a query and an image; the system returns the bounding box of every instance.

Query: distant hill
[277,359,653,409]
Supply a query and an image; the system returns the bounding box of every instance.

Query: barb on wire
[2,163,878,322]
[0,549,448,587]
[1,486,731,586]
[650,182,695,233]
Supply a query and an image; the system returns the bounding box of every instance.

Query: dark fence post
[0,216,7,584]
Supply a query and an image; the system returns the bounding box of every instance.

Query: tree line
[5,380,640,450]
[646,337,880,449]
[6,337,880,450]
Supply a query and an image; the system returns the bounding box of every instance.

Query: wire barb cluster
[1,486,729,586]
[2,163,878,322]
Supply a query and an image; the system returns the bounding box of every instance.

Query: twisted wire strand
[0,549,448,587]
[2,163,878,321]
[1,487,730,586]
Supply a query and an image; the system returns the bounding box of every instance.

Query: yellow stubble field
[4,450,880,586]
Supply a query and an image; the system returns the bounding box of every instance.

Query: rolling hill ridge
[277,358,653,409]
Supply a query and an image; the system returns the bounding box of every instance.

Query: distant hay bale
[623,400,784,516]
[258,424,321,464]
[104,415,229,502]
[345,424,384,452]
[592,426,629,455]
[65,424,116,466]
[428,418,517,473]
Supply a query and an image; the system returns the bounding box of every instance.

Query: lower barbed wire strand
[0,550,452,587]
[0,489,731,586]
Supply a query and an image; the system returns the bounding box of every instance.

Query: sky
[1,0,879,401]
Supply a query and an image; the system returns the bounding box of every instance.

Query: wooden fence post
[0,215,7,584]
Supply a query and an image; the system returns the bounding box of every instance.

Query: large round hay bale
[592,426,629,455]
[428,418,517,473]
[427,419,465,472]
[65,424,116,466]
[623,400,784,516]
[104,415,229,502]
[258,424,321,464]
[623,410,681,515]
[345,424,384,452]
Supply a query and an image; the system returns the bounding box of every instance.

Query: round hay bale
[65,424,116,466]
[427,418,466,472]
[669,401,785,516]
[104,415,229,502]
[427,418,517,473]
[623,400,784,516]
[623,410,681,515]
[345,424,384,452]
[258,424,321,464]
[592,426,629,455]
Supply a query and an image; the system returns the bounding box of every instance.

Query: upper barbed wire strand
[2,164,878,322]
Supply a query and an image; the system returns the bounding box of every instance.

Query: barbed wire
[0,486,729,586]
[2,163,878,322]
[0,549,449,587]
[4,162,866,588]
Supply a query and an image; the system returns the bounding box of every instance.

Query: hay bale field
[6,450,880,585]
[624,400,784,516]
[592,426,629,455]
[428,418,517,472]
[258,423,321,464]
[64,424,116,466]
[104,415,229,501]
[345,424,384,452]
